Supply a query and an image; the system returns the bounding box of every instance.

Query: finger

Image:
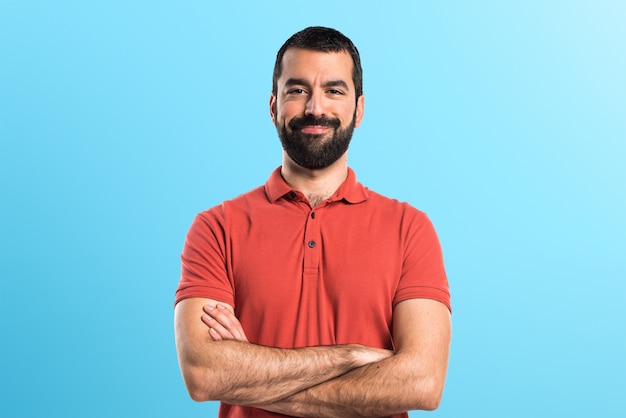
[205,304,248,342]
[201,314,235,340]
[208,327,223,341]
[215,304,248,341]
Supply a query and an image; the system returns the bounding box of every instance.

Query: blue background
[1,1,624,417]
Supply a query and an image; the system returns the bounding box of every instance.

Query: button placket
[303,208,320,273]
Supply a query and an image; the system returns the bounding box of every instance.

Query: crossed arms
[174,297,451,417]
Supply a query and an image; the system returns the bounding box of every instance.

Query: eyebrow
[284,78,350,90]
[324,80,350,90]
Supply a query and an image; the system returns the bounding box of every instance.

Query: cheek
[280,102,303,117]
[339,106,357,124]
[331,101,356,118]
[276,105,301,127]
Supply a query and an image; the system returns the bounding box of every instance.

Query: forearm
[258,351,443,417]
[180,339,373,406]
[259,299,453,417]
[175,298,391,406]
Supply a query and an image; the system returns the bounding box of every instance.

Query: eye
[327,89,344,95]
[287,88,307,95]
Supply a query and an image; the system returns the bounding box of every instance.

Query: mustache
[288,116,341,131]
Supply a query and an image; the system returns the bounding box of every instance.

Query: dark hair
[272,26,363,100]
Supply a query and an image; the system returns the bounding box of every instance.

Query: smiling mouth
[289,116,341,133]
[300,126,331,134]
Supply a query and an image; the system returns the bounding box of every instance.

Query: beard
[277,113,356,170]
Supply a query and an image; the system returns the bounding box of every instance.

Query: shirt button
[311,212,316,219]
[307,240,316,248]
[289,191,297,199]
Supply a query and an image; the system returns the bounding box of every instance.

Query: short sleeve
[174,209,235,307]
[393,210,451,312]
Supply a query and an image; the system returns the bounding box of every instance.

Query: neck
[281,152,349,207]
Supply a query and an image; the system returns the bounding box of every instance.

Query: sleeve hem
[394,286,451,313]
[174,286,235,308]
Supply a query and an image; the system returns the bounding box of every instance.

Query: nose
[304,92,324,117]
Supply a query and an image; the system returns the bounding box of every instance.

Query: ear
[269,94,277,125]
[354,94,365,128]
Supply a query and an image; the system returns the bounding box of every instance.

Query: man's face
[270,48,364,170]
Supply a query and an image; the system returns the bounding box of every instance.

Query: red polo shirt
[175,167,450,416]
[177,166,449,346]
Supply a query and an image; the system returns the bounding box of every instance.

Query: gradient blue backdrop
[1,1,624,417]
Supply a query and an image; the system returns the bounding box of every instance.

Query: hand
[201,304,248,342]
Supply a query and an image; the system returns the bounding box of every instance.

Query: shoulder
[186,185,267,238]
[358,188,442,245]
[198,185,267,219]
[362,187,429,220]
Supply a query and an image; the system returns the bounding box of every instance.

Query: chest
[224,203,405,347]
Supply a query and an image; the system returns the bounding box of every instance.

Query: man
[174,26,451,418]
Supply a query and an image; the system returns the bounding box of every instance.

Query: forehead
[278,48,354,86]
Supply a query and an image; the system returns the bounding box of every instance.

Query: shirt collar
[265,166,369,204]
